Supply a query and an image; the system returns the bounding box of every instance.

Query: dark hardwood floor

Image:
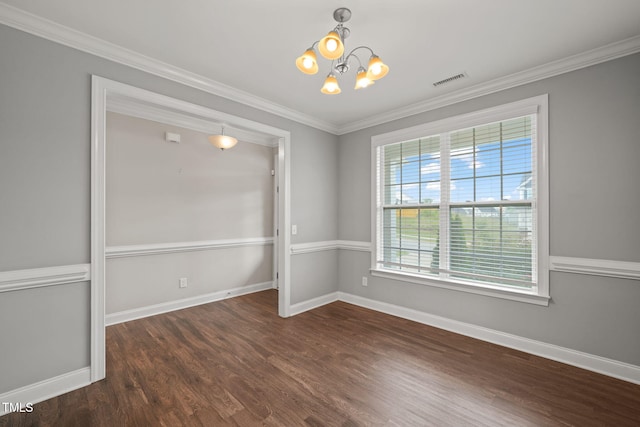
[2,289,639,426]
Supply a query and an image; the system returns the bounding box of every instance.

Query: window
[372,96,549,304]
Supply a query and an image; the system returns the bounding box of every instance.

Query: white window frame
[371,95,550,305]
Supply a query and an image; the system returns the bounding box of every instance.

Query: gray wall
[106,113,275,314]
[0,24,338,394]
[337,52,640,366]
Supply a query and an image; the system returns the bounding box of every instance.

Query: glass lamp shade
[321,74,341,94]
[295,49,319,75]
[354,67,374,89]
[318,31,344,60]
[366,55,389,81]
[208,134,238,150]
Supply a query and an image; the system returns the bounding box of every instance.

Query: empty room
[1,1,639,426]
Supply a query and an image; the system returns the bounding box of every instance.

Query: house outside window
[371,95,549,305]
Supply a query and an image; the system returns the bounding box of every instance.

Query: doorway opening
[90,76,291,383]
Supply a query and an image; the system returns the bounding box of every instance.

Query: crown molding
[336,35,640,135]
[1,3,638,137]
[0,3,338,134]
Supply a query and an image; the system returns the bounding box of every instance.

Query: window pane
[384,162,400,186]
[450,178,473,202]
[476,176,501,201]
[384,184,401,205]
[421,181,440,203]
[450,153,474,179]
[401,160,421,184]
[398,208,420,250]
[475,148,501,178]
[420,159,440,181]
[420,135,441,160]
[419,208,439,251]
[382,248,402,269]
[419,251,438,272]
[400,183,420,204]
[383,227,401,248]
[503,144,532,174]
[503,173,532,201]
[502,116,532,148]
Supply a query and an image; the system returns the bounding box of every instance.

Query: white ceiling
[2,0,640,133]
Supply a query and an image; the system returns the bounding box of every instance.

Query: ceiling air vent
[432,73,466,87]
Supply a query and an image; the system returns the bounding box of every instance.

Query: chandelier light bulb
[318,31,344,60]
[295,48,319,74]
[354,67,374,89]
[366,55,389,81]
[326,39,338,52]
[321,74,341,94]
[303,58,314,69]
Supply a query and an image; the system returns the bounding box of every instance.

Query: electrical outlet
[362,276,368,287]
[179,278,188,288]
[292,224,298,235]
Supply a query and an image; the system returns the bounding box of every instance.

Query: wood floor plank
[2,289,639,426]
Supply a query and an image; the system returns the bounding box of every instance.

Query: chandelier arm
[345,46,375,58]
[343,46,375,66]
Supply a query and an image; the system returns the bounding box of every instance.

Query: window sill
[370,268,550,306]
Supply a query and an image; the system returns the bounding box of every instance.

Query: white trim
[0,264,90,293]
[91,75,107,383]
[0,368,91,416]
[0,3,336,134]
[108,97,278,148]
[91,76,292,386]
[105,281,273,326]
[289,292,340,316]
[336,240,372,252]
[550,256,640,281]
[1,3,638,135]
[336,35,640,134]
[290,240,372,255]
[336,292,640,385]
[106,238,274,259]
[290,240,339,254]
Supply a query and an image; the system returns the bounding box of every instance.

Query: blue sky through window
[393,137,532,204]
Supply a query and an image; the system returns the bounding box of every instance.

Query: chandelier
[295,7,389,94]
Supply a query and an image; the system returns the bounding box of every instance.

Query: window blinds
[379,115,537,289]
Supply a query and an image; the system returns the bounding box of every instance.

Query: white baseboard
[0,367,91,417]
[289,292,339,316]
[336,292,640,385]
[106,281,273,326]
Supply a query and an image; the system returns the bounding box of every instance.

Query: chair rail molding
[550,256,640,281]
[106,237,274,259]
[290,240,371,255]
[0,264,90,293]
